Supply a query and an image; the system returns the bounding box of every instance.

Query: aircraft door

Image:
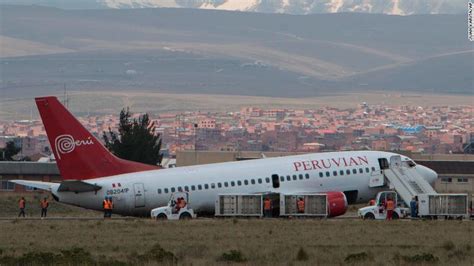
[133,183,146,208]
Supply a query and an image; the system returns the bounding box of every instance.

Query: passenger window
[251,179,255,184]
[305,173,309,179]
[237,181,242,186]
[244,180,248,185]
[352,169,357,174]
[258,178,262,184]
[198,185,202,190]
[319,172,324,178]
[191,185,196,191]
[184,186,189,192]
[164,188,169,193]
[365,168,369,173]
[286,176,291,181]
[280,176,285,182]
[293,175,297,180]
[204,184,209,189]
[326,172,330,177]
[218,183,222,188]
[346,169,351,175]
[265,177,270,183]
[157,189,162,194]
[333,171,338,176]
[359,168,363,174]
[171,187,176,193]
[178,186,182,192]
[231,181,235,187]
[371,167,376,172]
[299,174,303,180]
[340,170,344,175]
[211,183,215,189]
[224,182,229,187]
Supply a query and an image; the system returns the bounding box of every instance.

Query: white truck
[151,192,196,220]
[417,193,469,219]
[358,191,409,220]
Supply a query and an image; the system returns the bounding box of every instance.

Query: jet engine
[326,191,348,217]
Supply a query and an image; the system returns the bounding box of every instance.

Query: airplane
[11,96,438,218]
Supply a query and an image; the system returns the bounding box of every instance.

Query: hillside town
[1,103,473,160]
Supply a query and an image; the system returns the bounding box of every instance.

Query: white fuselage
[51,151,436,216]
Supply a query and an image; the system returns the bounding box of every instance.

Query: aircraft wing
[57,180,101,193]
[9,180,58,191]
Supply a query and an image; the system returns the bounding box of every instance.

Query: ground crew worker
[263,197,272,218]
[175,197,182,213]
[386,197,395,220]
[18,197,26,217]
[368,199,376,206]
[410,196,417,219]
[297,197,305,214]
[103,197,111,218]
[40,197,49,218]
[107,197,114,218]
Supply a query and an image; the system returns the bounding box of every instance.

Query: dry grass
[2,90,473,120]
[0,218,472,265]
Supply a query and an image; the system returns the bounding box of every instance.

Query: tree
[0,140,21,161]
[103,108,163,166]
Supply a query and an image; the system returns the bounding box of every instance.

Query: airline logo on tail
[54,134,94,159]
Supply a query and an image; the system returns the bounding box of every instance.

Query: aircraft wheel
[364,213,375,220]
[179,212,192,220]
[156,213,167,220]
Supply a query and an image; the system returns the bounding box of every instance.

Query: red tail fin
[36,96,159,180]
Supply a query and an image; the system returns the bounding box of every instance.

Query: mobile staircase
[382,155,436,206]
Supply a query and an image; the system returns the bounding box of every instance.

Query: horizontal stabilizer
[9,180,58,191]
[57,180,102,193]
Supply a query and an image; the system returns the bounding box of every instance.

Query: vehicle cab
[151,192,196,220]
[358,191,409,220]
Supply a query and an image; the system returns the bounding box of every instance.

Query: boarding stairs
[383,155,437,206]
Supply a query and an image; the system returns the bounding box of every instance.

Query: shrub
[218,250,247,262]
[402,253,439,263]
[296,247,309,261]
[344,252,371,263]
[442,240,455,251]
[136,243,177,264]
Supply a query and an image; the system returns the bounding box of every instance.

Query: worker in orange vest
[386,197,395,220]
[263,197,272,218]
[103,197,111,218]
[297,197,305,214]
[40,197,49,218]
[18,197,26,217]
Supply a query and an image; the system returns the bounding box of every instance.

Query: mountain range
[0,5,472,99]
[0,0,467,15]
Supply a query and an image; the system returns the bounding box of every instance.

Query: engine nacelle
[326,191,348,217]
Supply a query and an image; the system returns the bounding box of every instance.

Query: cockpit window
[403,160,416,168]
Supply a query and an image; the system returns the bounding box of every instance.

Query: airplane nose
[418,165,438,185]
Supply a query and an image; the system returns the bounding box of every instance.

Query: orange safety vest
[19,199,25,209]
[386,200,395,211]
[40,200,49,209]
[103,200,110,210]
[297,199,305,212]
[264,199,272,210]
[108,200,113,209]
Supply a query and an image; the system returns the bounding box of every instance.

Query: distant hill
[0,0,466,15]
[0,5,472,98]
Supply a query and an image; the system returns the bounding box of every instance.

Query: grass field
[1,194,473,265]
[0,218,473,265]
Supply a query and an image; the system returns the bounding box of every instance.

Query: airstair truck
[151,192,196,220]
